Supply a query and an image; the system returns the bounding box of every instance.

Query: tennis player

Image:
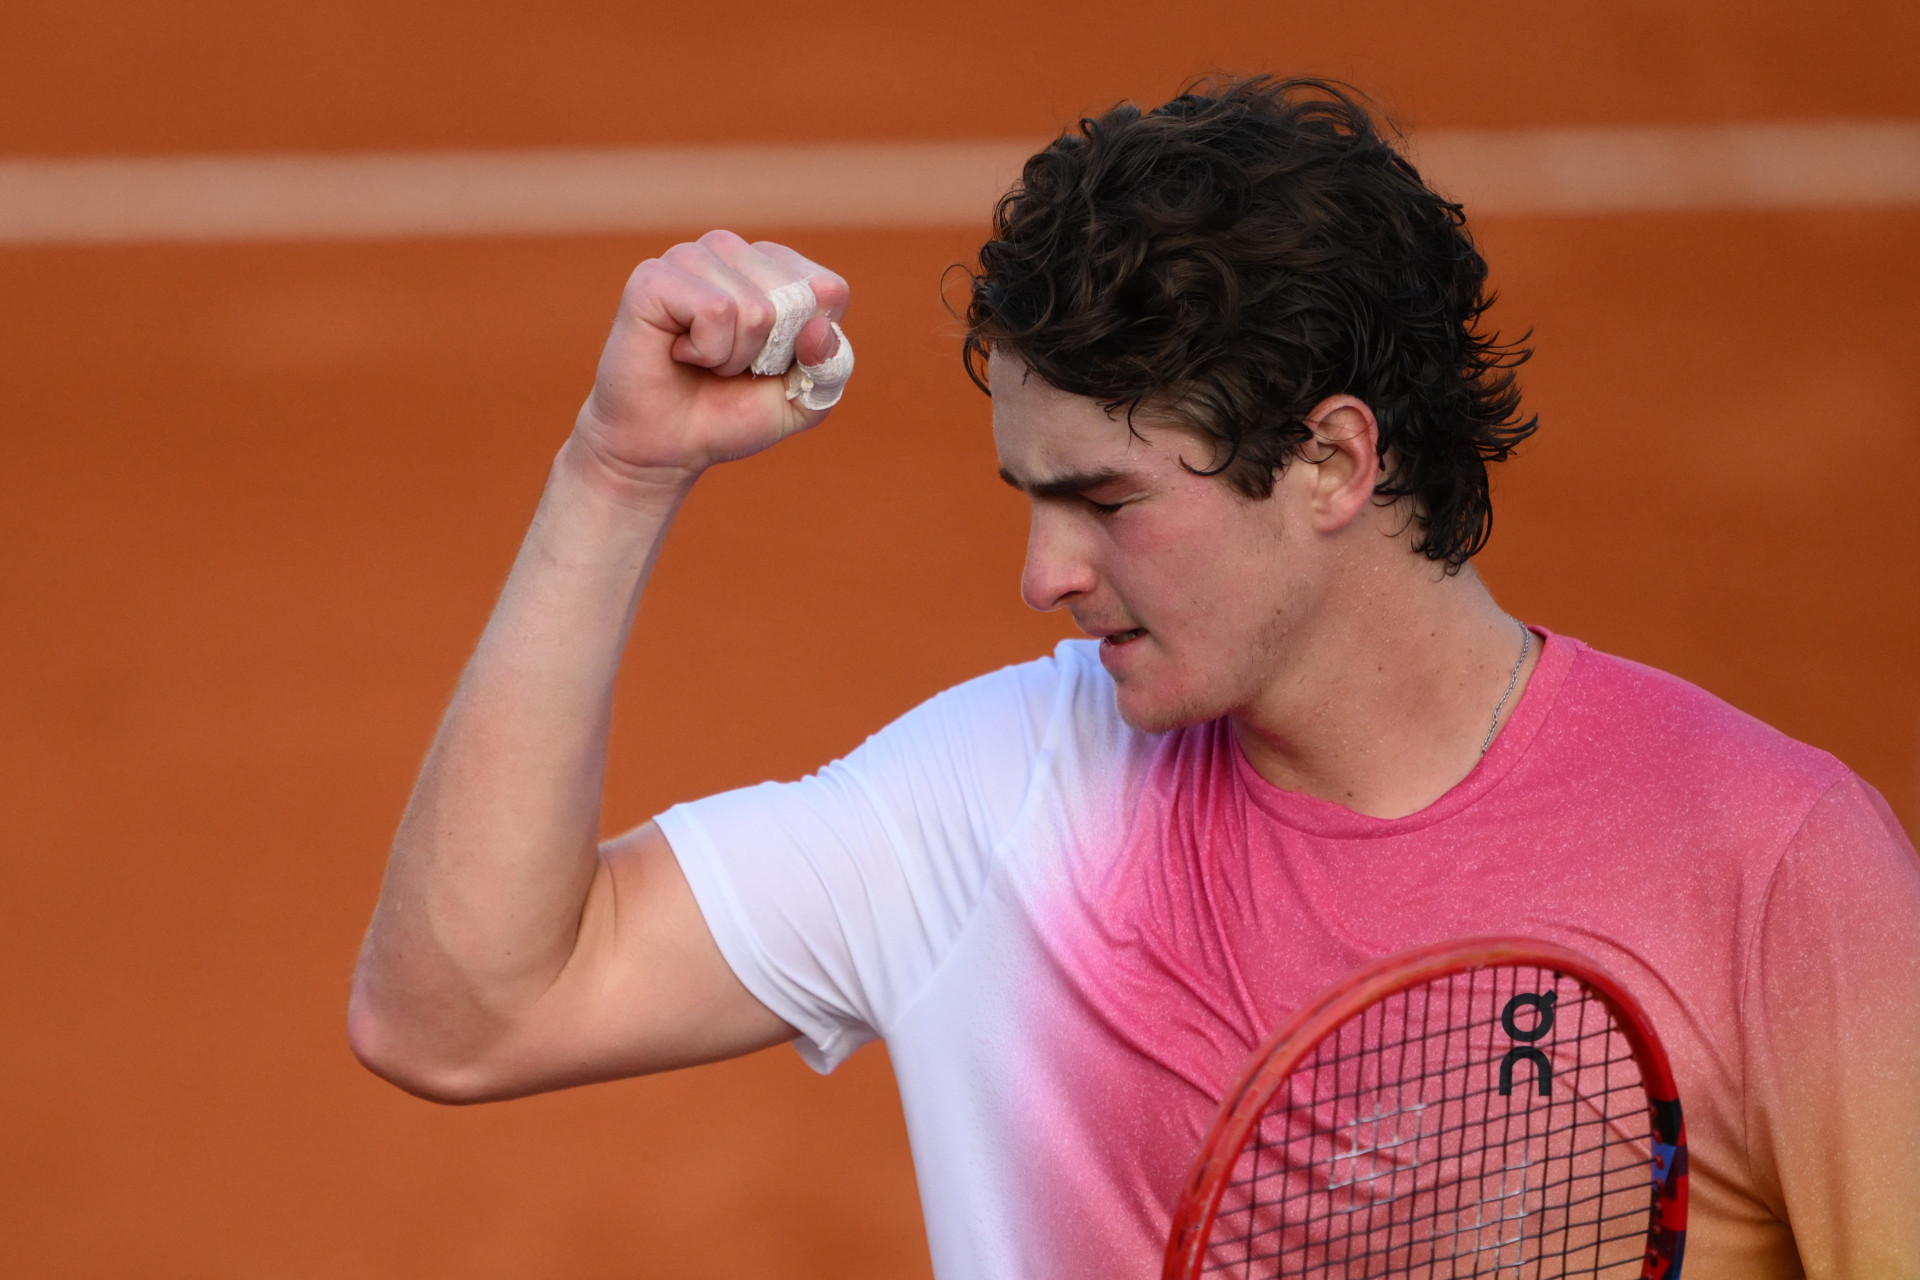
[349,79,1920,1279]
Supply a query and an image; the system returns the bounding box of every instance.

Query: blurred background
[2,2,1915,1276]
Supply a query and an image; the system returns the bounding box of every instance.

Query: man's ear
[1297,395,1382,533]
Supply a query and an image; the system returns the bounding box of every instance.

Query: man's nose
[1020,507,1097,612]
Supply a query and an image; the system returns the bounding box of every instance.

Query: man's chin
[1112,683,1221,736]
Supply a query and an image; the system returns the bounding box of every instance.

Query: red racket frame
[1162,937,1689,1280]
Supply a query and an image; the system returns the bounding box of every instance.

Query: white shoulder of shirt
[655,638,1145,1069]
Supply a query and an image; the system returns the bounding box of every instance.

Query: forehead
[989,351,1158,480]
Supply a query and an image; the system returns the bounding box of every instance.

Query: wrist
[553,431,700,517]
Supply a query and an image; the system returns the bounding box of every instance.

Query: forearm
[350,434,693,1080]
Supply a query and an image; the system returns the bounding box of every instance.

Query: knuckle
[740,301,774,332]
[624,259,672,307]
[659,242,704,268]
[813,274,851,307]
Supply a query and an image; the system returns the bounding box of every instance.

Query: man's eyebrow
[997,465,1132,500]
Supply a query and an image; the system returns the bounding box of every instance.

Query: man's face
[990,351,1326,733]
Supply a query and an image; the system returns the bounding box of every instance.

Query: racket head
[1163,937,1688,1280]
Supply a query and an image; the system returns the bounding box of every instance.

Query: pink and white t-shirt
[657,630,1920,1280]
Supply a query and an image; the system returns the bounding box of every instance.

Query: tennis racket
[1163,937,1687,1279]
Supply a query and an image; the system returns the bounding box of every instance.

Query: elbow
[345,986,521,1106]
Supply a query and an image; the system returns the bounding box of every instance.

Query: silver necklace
[1480,619,1531,757]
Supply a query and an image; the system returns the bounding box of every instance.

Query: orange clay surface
[2,3,1917,1277]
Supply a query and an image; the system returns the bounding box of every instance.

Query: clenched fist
[573,230,851,483]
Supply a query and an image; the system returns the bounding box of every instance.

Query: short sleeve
[656,651,1075,1072]
[1742,774,1920,1278]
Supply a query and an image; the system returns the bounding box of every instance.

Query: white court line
[0,143,1035,245]
[1412,122,1920,214]
[1,123,1917,246]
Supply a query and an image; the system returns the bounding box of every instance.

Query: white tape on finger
[786,323,855,411]
[751,280,816,376]
[748,277,853,410]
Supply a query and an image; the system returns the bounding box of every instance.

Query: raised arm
[347,232,850,1103]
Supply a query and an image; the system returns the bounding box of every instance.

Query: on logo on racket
[1499,989,1557,1096]
[1162,940,1688,1280]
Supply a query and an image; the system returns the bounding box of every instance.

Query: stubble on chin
[1113,677,1227,736]
[1110,633,1278,736]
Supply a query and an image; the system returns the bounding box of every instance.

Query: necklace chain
[1480,619,1531,757]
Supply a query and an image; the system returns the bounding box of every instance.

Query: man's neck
[1229,562,1537,821]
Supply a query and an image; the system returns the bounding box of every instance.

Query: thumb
[793,315,840,367]
[785,317,854,413]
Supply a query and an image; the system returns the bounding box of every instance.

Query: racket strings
[1201,966,1654,1279]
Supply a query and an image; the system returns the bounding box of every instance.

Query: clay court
[2,2,1917,1276]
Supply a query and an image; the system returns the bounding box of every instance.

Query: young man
[349,81,1920,1279]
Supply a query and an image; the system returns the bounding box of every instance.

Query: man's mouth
[1102,628,1147,647]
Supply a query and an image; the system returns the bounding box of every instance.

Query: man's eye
[1083,497,1124,516]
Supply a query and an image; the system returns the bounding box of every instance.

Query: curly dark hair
[962,76,1538,567]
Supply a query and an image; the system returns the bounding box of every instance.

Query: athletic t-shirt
[657,629,1920,1280]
